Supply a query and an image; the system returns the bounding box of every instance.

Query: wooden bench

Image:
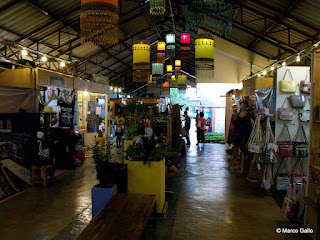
[77,193,157,240]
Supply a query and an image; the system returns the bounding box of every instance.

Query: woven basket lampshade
[150,0,165,15]
[195,34,215,82]
[157,41,166,51]
[180,33,190,59]
[80,0,119,45]
[177,74,187,88]
[152,63,164,77]
[166,34,175,58]
[133,40,151,82]
[175,59,181,76]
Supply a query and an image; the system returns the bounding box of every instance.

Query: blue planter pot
[91,184,117,218]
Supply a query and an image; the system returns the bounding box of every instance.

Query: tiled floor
[0,143,310,240]
[171,144,308,240]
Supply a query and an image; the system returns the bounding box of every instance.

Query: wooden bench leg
[153,201,157,227]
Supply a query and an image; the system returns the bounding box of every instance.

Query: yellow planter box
[123,140,133,159]
[127,159,165,213]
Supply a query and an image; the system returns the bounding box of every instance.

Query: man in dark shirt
[184,110,191,145]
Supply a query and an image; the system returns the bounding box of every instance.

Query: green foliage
[125,120,140,140]
[93,140,120,187]
[204,133,225,142]
[124,101,150,118]
[125,139,165,166]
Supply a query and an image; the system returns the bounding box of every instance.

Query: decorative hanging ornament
[157,41,166,63]
[180,33,191,59]
[166,34,175,58]
[133,40,151,82]
[177,75,187,89]
[150,0,166,15]
[195,34,215,83]
[152,63,164,79]
[80,0,119,45]
[185,0,233,37]
[175,59,181,76]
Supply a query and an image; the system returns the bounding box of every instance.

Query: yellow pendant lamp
[195,34,215,83]
[133,40,151,82]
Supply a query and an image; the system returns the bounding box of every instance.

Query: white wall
[197,83,242,134]
[275,66,310,175]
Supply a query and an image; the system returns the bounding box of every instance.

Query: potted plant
[91,140,127,218]
[125,139,166,213]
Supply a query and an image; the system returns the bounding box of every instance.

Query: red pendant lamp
[180,33,190,59]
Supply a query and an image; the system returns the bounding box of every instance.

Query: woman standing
[196,112,206,145]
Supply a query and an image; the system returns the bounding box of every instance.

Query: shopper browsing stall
[115,113,125,148]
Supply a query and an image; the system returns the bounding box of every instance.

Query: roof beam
[244,0,320,34]
[15,6,80,43]
[0,0,23,14]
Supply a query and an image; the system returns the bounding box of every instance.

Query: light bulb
[296,55,300,62]
[21,50,28,56]
[110,87,113,91]
[282,62,286,67]
[232,94,235,98]
[41,56,47,62]
[114,88,118,92]
[258,74,261,77]
[118,88,122,92]
[83,91,88,97]
[263,70,267,75]
[60,61,66,67]
[271,66,275,71]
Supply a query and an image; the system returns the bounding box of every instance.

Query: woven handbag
[289,91,306,108]
[299,98,310,122]
[279,69,297,93]
[291,158,306,191]
[275,158,291,191]
[247,154,265,183]
[293,125,308,157]
[282,183,294,216]
[300,70,311,94]
[277,124,293,158]
[278,98,296,121]
[248,115,264,154]
[261,164,273,191]
[264,117,278,163]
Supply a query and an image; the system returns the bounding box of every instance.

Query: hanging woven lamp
[185,0,233,37]
[133,40,151,82]
[157,41,166,63]
[80,0,119,45]
[152,63,164,79]
[175,59,181,76]
[177,75,187,89]
[180,33,191,59]
[150,0,165,15]
[166,34,175,58]
[195,34,215,83]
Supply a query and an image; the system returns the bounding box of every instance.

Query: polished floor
[172,144,307,240]
[0,143,308,240]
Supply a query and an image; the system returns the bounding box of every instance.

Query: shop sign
[50,75,65,87]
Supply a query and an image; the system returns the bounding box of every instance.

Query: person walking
[115,112,125,148]
[184,110,191,145]
[196,112,206,145]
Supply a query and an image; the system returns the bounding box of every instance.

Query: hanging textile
[150,0,165,15]
[180,33,191,59]
[80,0,119,45]
[185,0,233,37]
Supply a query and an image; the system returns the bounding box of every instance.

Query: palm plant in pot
[91,140,127,218]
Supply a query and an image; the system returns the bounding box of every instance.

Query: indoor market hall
[0,0,319,239]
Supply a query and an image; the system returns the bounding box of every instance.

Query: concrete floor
[0,143,309,240]
[172,144,308,240]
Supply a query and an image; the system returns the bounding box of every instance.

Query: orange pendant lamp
[80,0,119,45]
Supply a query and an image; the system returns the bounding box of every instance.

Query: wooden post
[305,50,320,240]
